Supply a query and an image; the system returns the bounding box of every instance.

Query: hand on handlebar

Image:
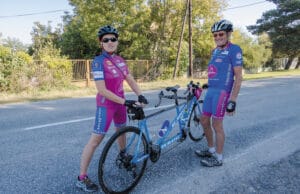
[138,95,148,104]
[124,100,137,107]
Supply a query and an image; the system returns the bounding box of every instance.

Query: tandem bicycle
[98,81,208,194]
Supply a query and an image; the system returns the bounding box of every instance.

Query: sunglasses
[213,32,225,38]
[102,37,118,43]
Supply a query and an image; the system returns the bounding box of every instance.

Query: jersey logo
[106,61,113,66]
[118,62,126,67]
[93,71,104,79]
[208,65,217,78]
[221,50,229,55]
[215,58,223,63]
[236,52,242,59]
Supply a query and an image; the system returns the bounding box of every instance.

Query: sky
[0,0,276,45]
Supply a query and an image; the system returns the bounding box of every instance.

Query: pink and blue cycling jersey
[92,51,129,107]
[203,42,243,119]
[207,42,243,92]
[91,51,129,134]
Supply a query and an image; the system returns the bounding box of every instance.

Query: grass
[1,69,299,105]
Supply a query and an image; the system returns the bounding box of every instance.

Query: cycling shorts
[93,104,127,134]
[202,88,230,119]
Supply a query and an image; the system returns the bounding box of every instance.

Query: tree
[231,30,272,71]
[60,12,92,59]
[247,0,300,69]
[29,22,62,59]
[1,37,28,52]
[62,0,224,78]
[29,22,72,89]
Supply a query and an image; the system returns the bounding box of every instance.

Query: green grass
[1,69,299,105]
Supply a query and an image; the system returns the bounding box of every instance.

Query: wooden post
[85,60,91,87]
[173,0,189,79]
[188,0,193,78]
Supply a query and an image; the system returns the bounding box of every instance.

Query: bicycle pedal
[178,131,187,142]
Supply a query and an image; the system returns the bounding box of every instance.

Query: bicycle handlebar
[155,81,208,108]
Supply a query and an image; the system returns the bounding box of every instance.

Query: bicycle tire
[98,126,148,194]
[188,104,205,141]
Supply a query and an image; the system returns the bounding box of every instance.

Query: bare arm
[230,66,243,101]
[125,74,142,96]
[95,80,126,104]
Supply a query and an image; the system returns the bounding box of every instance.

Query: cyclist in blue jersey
[195,20,243,167]
[76,25,148,192]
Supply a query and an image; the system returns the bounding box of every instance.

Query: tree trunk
[295,57,299,69]
[284,55,296,70]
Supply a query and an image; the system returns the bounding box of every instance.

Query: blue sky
[0,0,276,45]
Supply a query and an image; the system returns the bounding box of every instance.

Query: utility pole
[173,0,189,79]
[188,0,193,78]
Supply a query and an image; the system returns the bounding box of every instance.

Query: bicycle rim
[98,126,148,194]
[188,104,205,141]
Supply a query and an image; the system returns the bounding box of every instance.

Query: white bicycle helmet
[211,19,233,33]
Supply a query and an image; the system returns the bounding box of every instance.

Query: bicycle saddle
[166,85,180,93]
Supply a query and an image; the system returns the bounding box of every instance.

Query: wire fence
[71,59,154,81]
[33,57,296,87]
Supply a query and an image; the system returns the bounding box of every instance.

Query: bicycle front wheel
[188,104,205,141]
[98,126,149,194]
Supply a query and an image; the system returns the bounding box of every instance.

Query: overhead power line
[225,0,269,10]
[0,1,270,19]
[0,9,71,18]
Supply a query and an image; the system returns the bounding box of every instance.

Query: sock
[79,174,88,181]
[215,153,223,161]
[208,147,216,153]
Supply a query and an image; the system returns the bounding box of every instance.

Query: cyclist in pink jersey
[195,20,243,167]
[76,25,148,192]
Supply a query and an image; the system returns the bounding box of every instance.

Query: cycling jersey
[203,42,243,119]
[92,51,129,107]
[91,51,129,134]
[207,42,243,92]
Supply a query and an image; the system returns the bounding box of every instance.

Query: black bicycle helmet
[97,25,119,39]
[211,19,233,33]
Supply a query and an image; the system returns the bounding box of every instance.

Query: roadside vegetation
[0,69,299,105]
[0,0,299,104]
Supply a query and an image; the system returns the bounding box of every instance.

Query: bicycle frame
[98,81,207,194]
[128,94,202,164]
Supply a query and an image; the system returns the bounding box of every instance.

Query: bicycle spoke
[99,127,148,194]
[188,104,205,141]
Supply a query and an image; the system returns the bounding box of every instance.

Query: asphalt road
[0,76,299,194]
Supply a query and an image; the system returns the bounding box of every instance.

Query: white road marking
[23,104,174,131]
[23,117,94,131]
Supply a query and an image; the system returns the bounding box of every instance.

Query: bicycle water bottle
[158,120,170,138]
[194,87,202,99]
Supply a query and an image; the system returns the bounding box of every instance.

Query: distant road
[0,76,299,194]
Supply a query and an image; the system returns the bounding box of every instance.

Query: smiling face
[213,30,231,48]
[100,34,118,53]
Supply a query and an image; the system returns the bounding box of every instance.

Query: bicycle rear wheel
[188,104,205,141]
[98,126,148,194]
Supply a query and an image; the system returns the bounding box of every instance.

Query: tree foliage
[231,30,272,71]
[63,0,226,78]
[0,45,33,92]
[247,0,300,69]
[0,22,73,92]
